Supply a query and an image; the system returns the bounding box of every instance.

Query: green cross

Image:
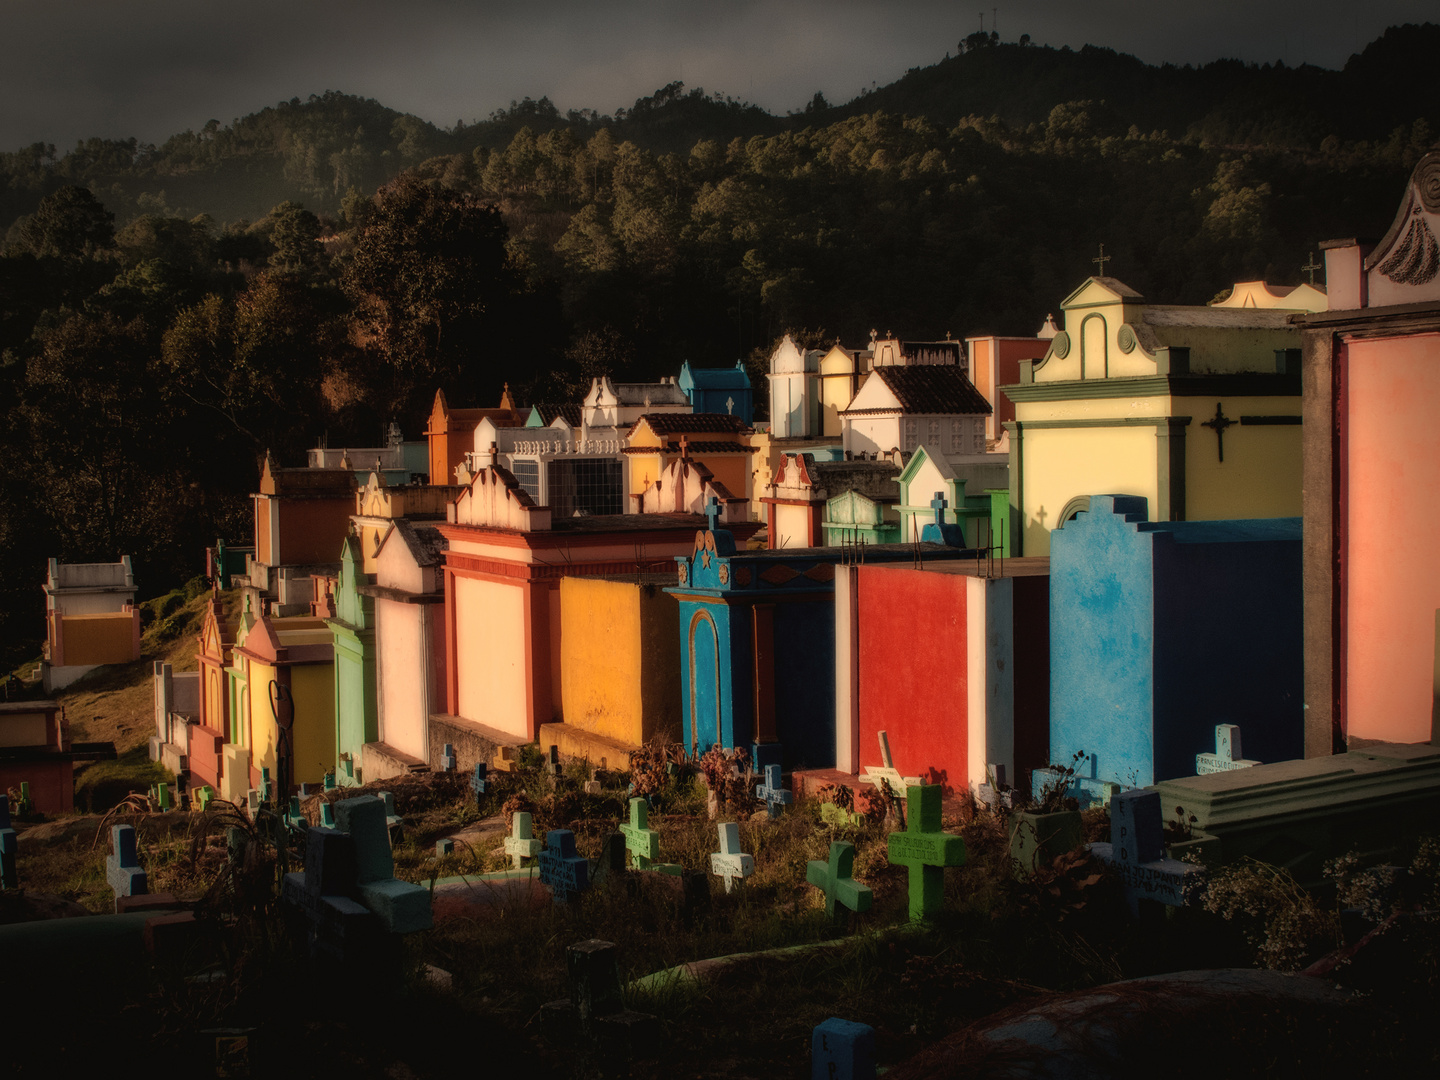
[887,785,966,922]
[806,841,873,920]
[195,787,214,812]
[620,798,681,875]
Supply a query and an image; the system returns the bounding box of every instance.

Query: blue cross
[705,494,722,534]
[105,824,147,908]
[470,763,489,804]
[441,743,457,773]
[930,491,948,526]
[755,763,793,819]
[0,794,17,890]
[538,829,590,904]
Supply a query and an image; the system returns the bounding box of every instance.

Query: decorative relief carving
[1049,330,1071,360]
[1117,324,1138,354]
[1376,210,1440,286]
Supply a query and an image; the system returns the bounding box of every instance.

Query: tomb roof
[609,381,690,406]
[0,700,63,715]
[629,412,749,435]
[530,402,583,427]
[623,440,749,455]
[867,556,1051,579]
[384,519,448,568]
[679,361,751,389]
[1136,516,1302,544]
[845,366,992,417]
[1140,305,1296,330]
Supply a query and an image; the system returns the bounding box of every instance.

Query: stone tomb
[105,824,148,911]
[710,822,754,893]
[1196,724,1260,774]
[887,785,966,922]
[1089,790,1205,915]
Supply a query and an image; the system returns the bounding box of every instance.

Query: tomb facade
[41,556,140,691]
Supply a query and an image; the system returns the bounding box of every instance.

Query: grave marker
[105,824,147,910]
[755,763,793,818]
[620,798,682,874]
[470,762,489,805]
[195,786,214,813]
[323,772,336,791]
[1089,789,1206,915]
[546,745,563,785]
[436,838,454,857]
[0,794,17,889]
[806,841,873,921]
[17,782,31,814]
[320,802,336,829]
[259,767,272,804]
[504,811,542,869]
[333,795,432,933]
[299,782,320,798]
[441,743,457,773]
[378,791,403,841]
[150,783,171,811]
[541,939,660,1056]
[887,785,966,922]
[281,825,374,963]
[246,789,260,816]
[1196,724,1261,774]
[859,731,920,816]
[709,821,753,893]
[977,763,1012,810]
[812,1017,876,1080]
[539,829,590,904]
[286,796,308,833]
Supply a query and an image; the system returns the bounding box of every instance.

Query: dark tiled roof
[623,440,750,455]
[630,412,750,435]
[533,403,583,427]
[684,366,751,389]
[864,366,993,416]
[392,519,448,567]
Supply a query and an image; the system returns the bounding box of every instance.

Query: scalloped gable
[1365,152,1440,307]
[450,464,552,531]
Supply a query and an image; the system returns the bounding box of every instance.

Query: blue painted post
[756,763,793,819]
[470,763,489,805]
[812,1017,876,1080]
[441,743,457,773]
[436,838,454,856]
[539,830,590,903]
[259,767,272,805]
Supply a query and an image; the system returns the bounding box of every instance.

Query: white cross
[504,811,542,869]
[725,396,735,415]
[860,731,920,800]
[1196,724,1260,774]
[710,821,754,893]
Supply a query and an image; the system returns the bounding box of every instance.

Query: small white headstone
[1196,724,1260,775]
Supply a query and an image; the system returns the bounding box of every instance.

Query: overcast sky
[4,0,1434,151]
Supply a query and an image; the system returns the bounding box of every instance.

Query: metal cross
[1201,402,1236,462]
[1093,243,1110,276]
[1301,252,1321,285]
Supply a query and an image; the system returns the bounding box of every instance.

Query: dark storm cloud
[4,0,1434,150]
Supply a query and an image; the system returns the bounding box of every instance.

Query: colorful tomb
[538,575,683,765]
[764,453,900,549]
[834,558,1050,796]
[328,536,376,787]
[41,556,140,691]
[667,521,972,770]
[245,453,357,615]
[1045,495,1303,798]
[1003,276,1307,556]
[435,466,757,761]
[0,701,78,814]
[678,360,753,425]
[358,519,448,783]
[1301,151,1440,752]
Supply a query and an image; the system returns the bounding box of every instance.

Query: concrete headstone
[1196,724,1261,774]
[806,841,873,921]
[887,785,965,922]
[1089,789,1206,915]
[709,821,754,893]
[812,1017,876,1080]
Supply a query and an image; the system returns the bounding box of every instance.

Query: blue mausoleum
[1044,495,1303,799]
[678,361,753,425]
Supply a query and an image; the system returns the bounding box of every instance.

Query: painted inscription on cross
[709,821,754,893]
[887,785,966,922]
[1089,789,1206,916]
[505,811,542,869]
[539,829,590,904]
[756,763,793,818]
[1196,724,1260,775]
[806,840,873,921]
[620,798,682,874]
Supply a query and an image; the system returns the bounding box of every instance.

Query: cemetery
[1,138,1439,1080]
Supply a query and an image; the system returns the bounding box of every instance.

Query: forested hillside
[0,24,1436,664]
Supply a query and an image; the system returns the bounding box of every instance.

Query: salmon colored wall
[774,503,817,549]
[0,714,48,747]
[277,499,354,565]
[857,567,968,792]
[454,575,528,739]
[1345,333,1440,743]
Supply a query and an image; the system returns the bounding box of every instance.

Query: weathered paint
[1344,333,1440,743]
[1049,496,1303,789]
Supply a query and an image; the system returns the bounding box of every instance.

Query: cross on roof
[1302,251,1322,285]
[678,434,690,458]
[1093,243,1111,275]
[1196,723,1260,774]
[755,763,793,818]
[930,491,948,526]
[1089,790,1206,916]
[887,785,966,922]
[806,840,873,920]
[710,821,754,893]
[1201,401,1236,462]
[539,829,590,903]
[705,494,723,534]
[505,811,542,869]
